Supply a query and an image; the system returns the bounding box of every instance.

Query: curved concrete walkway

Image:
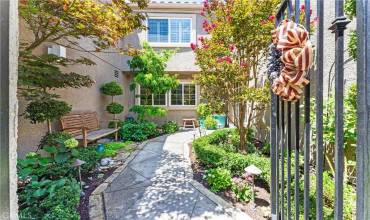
[103,130,251,220]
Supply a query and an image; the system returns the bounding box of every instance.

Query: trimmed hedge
[193,129,270,184]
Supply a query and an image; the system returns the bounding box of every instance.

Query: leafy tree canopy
[128,42,179,94]
[20,0,148,53]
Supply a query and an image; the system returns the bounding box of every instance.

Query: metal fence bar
[287,102,292,220]
[315,0,324,219]
[280,100,285,220]
[356,1,370,219]
[329,1,350,219]
[276,96,280,219]
[0,1,11,218]
[303,1,311,219]
[270,93,278,220]
[293,2,300,220]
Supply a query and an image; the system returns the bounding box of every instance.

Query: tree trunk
[238,103,247,153]
[47,119,52,133]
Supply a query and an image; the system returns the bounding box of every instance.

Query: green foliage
[344,0,356,19]
[348,31,357,60]
[194,0,277,151]
[72,147,103,173]
[312,84,357,149]
[128,42,179,94]
[39,132,73,149]
[204,168,232,192]
[196,103,213,119]
[162,121,180,134]
[19,178,80,220]
[20,0,147,52]
[23,98,72,124]
[231,177,252,202]
[204,115,218,130]
[100,81,124,96]
[118,120,159,142]
[102,141,133,157]
[290,172,356,220]
[130,105,167,121]
[64,138,79,149]
[106,102,124,115]
[193,129,270,183]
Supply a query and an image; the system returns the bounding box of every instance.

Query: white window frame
[141,13,197,48]
[169,82,197,107]
[136,85,167,107]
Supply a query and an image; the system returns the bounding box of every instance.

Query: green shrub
[119,120,159,141]
[106,102,124,114]
[204,115,218,129]
[204,168,232,192]
[231,177,252,202]
[100,81,123,96]
[73,147,103,173]
[193,129,270,183]
[102,141,133,157]
[19,178,80,220]
[130,105,167,121]
[162,121,179,134]
[39,131,73,149]
[196,103,212,119]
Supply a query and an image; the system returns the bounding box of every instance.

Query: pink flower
[200,11,205,16]
[224,56,232,63]
[198,36,205,42]
[300,4,305,11]
[211,23,217,29]
[268,15,275,22]
[190,43,197,51]
[240,62,248,68]
[229,44,235,52]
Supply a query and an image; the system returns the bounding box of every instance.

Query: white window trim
[140,13,196,48]
[136,85,168,107]
[169,82,198,107]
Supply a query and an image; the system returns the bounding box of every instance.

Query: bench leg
[115,131,118,141]
[82,128,88,147]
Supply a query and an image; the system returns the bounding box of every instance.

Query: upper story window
[148,18,192,44]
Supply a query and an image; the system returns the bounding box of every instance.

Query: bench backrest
[60,112,100,136]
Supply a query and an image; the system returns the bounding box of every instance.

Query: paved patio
[103,130,251,220]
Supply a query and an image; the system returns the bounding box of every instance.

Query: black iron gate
[268,0,361,219]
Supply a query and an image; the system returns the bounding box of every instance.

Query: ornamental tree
[127,42,179,120]
[194,0,278,152]
[100,81,124,120]
[19,0,148,133]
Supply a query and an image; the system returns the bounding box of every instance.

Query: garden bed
[189,132,271,220]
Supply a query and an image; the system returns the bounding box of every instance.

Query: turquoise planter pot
[198,114,226,129]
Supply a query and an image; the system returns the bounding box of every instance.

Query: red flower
[268,15,275,22]
[300,4,305,11]
[190,43,197,51]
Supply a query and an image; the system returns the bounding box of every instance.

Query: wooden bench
[182,118,197,129]
[60,112,119,147]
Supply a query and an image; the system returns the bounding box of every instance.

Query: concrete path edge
[89,139,151,220]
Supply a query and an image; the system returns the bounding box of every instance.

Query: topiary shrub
[162,121,179,134]
[100,81,123,96]
[106,102,124,115]
[100,81,124,119]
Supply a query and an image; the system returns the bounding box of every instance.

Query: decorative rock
[83,185,90,190]
[88,177,93,181]
[244,165,262,176]
[100,157,113,166]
